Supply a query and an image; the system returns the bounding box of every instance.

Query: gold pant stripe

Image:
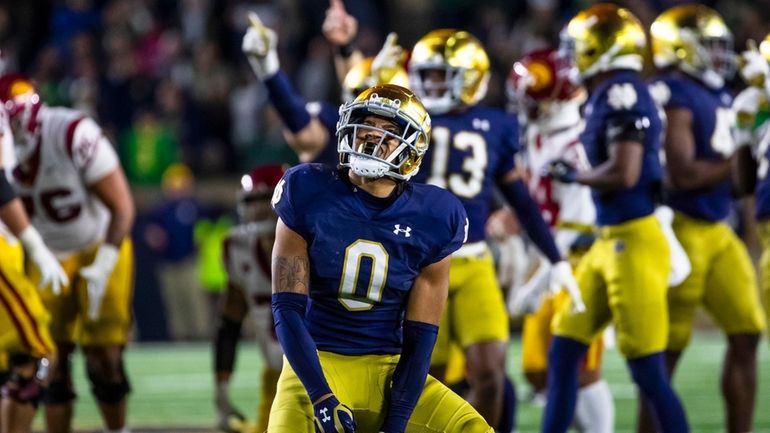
[0,267,52,355]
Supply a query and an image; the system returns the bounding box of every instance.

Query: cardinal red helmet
[507,48,581,119]
[237,164,286,223]
[0,73,42,135]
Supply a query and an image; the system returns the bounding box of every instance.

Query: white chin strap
[350,154,390,178]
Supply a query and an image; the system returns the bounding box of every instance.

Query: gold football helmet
[651,4,735,88]
[337,84,431,180]
[759,33,770,62]
[342,57,410,102]
[560,3,646,81]
[408,29,490,114]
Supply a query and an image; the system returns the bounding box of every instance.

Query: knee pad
[43,378,77,404]
[1,373,44,407]
[86,363,131,404]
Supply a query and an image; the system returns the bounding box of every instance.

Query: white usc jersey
[0,111,17,242]
[223,222,283,370]
[525,122,595,255]
[11,106,119,256]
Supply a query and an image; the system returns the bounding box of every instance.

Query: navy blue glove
[542,159,577,183]
[314,395,356,433]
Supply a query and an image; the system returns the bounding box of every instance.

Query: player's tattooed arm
[271,218,310,295]
[273,256,309,294]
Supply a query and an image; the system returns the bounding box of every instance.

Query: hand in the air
[242,12,280,80]
[738,39,770,89]
[313,394,356,433]
[322,0,358,47]
[542,159,578,184]
[372,33,405,72]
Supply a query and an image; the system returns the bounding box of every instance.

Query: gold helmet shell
[337,84,431,180]
[561,3,646,80]
[650,4,734,88]
[342,57,410,102]
[759,33,770,62]
[409,29,490,114]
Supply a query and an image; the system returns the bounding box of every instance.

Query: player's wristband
[380,320,438,433]
[264,71,312,133]
[0,170,17,207]
[498,179,562,264]
[272,292,332,402]
[337,43,354,59]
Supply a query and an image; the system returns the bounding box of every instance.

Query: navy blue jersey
[755,120,770,220]
[272,164,467,355]
[306,101,341,167]
[581,70,663,225]
[650,72,733,221]
[411,105,519,243]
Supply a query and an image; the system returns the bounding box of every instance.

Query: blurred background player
[641,6,766,433]
[241,8,408,166]
[406,28,584,431]
[143,163,216,341]
[0,73,135,433]
[733,32,770,340]
[213,164,285,433]
[506,47,613,433]
[0,102,69,433]
[269,84,492,432]
[540,4,688,432]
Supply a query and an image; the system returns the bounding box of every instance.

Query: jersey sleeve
[270,165,310,239]
[424,196,468,266]
[494,113,521,177]
[602,81,656,144]
[649,78,689,109]
[70,117,119,184]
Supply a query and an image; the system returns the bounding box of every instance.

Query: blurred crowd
[2,0,769,185]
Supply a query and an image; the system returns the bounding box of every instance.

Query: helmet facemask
[557,32,582,85]
[339,114,416,179]
[409,65,464,115]
[692,34,736,88]
[5,93,41,162]
[337,92,428,181]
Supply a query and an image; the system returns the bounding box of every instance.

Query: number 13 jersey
[410,106,520,243]
[11,106,119,256]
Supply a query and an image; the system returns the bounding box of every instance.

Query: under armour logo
[320,407,331,423]
[393,224,412,237]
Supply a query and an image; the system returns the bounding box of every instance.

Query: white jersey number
[427,127,488,198]
[338,240,389,311]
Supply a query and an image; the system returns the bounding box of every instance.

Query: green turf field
[34,332,770,432]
